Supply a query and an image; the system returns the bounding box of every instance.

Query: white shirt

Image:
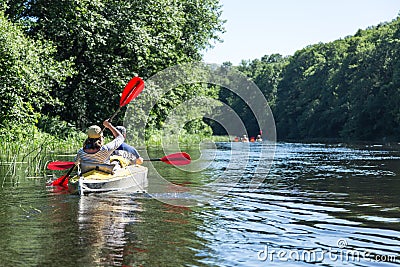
[75,135,124,164]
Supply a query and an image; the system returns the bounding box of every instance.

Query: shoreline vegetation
[0,123,397,183]
[1,2,400,178]
[0,125,230,178]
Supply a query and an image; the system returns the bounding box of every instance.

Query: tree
[0,10,73,131]
[4,0,225,130]
[272,15,400,141]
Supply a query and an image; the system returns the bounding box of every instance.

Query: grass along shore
[0,125,230,183]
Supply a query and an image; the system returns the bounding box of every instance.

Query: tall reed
[0,124,231,186]
[0,125,84,185]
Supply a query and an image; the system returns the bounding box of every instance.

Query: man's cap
[87,125,103,138]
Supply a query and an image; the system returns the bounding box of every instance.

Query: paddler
[74,120,124,173]
[113,126,144,165]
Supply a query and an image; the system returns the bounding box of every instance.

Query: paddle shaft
[50,153,190,170]
[101,107,121,133]
[145,158,162,161]
[108,107,121,123]
[144,158,190,162]
[59,165,76,185]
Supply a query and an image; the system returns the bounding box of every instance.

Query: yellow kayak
[68,161,148,195]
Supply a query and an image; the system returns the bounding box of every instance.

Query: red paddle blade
[47,161,75,170]
[120,77,145,107]
[48,175,69,188]
[161,152,191,166]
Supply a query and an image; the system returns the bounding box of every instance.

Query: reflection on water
[76,193,141,265]
[0,142,399,266]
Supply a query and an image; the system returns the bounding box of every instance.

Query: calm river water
[0,142,399,266]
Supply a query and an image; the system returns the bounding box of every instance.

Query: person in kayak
[75,120,124,173]
[113,126,144,165]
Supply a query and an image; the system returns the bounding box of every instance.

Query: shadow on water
[0,142,399,266]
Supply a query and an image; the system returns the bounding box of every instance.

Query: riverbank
[0,125,230,176]
[0,125,84,177]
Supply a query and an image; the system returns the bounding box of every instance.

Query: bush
[36,115,82,139]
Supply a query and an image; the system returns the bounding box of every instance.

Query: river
[0,142,399,266]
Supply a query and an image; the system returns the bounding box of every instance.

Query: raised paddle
[104,76,144,127]
[47,152,192,172]
[48,76,145,188]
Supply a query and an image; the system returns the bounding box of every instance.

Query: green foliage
[0,10,74,129]
[274,16,400,141]
[213,56,287,137]
[123,76,222,146]
[0,123,84,177]
[4,0,224,133]
[4,0,398,143]
[144,128,224,147]
[233,16,400,142]
[36,115,84,139]
[237,54,288,109]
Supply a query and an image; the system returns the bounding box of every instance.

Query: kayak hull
[68,165,148,195]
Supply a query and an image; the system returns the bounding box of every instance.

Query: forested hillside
[237,15,400,141]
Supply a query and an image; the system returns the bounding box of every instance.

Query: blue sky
[202,0,400,65]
